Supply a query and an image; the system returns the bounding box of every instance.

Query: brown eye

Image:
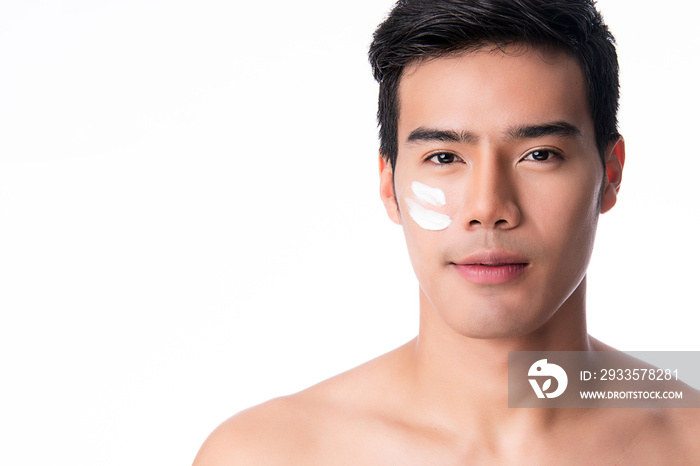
[428,152,457,164]
[523,149,561,162]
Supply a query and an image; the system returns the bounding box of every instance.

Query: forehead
[397,46,593,143]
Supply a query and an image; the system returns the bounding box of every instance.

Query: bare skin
[193,47,700,465]
[194,335,699,465]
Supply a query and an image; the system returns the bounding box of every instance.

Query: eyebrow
[505,121,582,140]
[406,127,480,145]
[405,121,581,145]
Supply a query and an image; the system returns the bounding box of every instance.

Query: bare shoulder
[192,341,415,465]
[616,387,700,462]
[666,396,700,457]
[585,338,700,461]
[192,395,321,465]
[637,403,700,463]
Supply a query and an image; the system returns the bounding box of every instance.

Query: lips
[452,251,529,285]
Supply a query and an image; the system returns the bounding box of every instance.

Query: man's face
[381,46,621,339]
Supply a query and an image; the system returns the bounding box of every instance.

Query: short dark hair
[368,0,620,171]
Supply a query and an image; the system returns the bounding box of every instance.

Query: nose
[462,159,521,230]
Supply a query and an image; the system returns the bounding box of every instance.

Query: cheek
[530,176,601,260]
[405,198,452,231]
[397,180,457,281]
[400,181,454,232]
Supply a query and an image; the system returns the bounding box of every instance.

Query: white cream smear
[407,181,452,231]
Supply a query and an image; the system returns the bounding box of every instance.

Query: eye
[427,152,461,165]
[522,149,562,162]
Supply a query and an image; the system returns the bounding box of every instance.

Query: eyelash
[521,148,564,162]
[425,152,463,165]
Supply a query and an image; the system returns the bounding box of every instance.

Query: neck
[406,279,591,443]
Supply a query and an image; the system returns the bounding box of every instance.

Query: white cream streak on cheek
[411,181,446,206]
[406,187,452,231]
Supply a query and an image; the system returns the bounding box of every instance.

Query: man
[194,0,699,463]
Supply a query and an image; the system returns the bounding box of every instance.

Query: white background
[1,1,698,464]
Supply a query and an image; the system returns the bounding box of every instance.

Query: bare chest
[299,417,696,466]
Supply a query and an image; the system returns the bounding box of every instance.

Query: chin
[438,302,556,340]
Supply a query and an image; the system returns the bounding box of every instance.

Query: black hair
[368,0,620,171]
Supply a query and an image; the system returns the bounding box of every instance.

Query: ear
[379,155,401,224]
[600,136,625,214]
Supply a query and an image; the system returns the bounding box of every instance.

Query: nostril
[468,218,510,228]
